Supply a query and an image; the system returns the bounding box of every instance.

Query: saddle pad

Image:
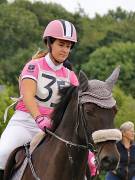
[11,131,45,180]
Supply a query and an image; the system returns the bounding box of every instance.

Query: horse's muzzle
[100,155,118,171]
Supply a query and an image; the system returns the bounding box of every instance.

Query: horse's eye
[84,103,96,116]
[85,110,94,116]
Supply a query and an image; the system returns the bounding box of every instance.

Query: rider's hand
[35,115,52,131]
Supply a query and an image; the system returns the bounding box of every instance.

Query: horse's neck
[36,101,88,179]
[49,98,88,177]
[54,100,88,160]
[56,101,78,140]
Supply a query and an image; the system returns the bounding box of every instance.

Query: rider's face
[50,39,72,64]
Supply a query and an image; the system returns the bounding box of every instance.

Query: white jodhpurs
[0,110,42,169]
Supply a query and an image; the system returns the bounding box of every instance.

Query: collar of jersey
[45,53,63,71]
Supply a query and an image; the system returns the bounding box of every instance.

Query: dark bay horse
[5,68,121,180]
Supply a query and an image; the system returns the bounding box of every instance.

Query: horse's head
[78,66,122,171]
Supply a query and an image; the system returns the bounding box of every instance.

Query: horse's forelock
[51,85,77,131]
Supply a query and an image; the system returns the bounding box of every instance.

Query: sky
[41,0,135,18]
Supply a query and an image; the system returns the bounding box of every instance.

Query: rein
[45,101,97,180]
[25,91,98,180]
[45,103,95,180]
[46,129,88,149]
[46,102,96,152]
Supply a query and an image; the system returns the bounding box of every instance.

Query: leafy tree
[108,7,129,21]
[0,46,39,85]
[0,0,7,4]
[0,3,39,59]
[82,42,135,97]
[0,85,16,135]
[113,87,135,127]
[99,8,135,46]
[0,1,135,122]
[13,0,74,27]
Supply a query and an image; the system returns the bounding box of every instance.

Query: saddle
[4,146,26,180]
[4,132,45,180]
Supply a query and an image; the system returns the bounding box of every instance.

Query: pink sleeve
[70,71,79,86]
[88,151,97,176]
[21,60,39,81]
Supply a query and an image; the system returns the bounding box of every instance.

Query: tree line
[0,0,135,134]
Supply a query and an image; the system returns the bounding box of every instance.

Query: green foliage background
[0,1,135,179]
[0,0,135,133]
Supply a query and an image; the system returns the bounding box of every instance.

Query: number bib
[35,70,70,108]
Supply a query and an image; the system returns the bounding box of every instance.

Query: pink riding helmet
[43,19,77,43]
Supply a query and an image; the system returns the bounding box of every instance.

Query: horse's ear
[105,66,120,90]
[78,70,89,91]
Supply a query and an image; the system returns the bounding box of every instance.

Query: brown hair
[32,49,48,59]
[32,37,56,60]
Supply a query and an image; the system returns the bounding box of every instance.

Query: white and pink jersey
[16,53,79,117]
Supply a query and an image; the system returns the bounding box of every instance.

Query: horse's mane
[51,85,77,131]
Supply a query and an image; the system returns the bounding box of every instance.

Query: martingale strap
[24,143,40,180]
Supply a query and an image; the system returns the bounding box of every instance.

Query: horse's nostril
[101,156,118,171]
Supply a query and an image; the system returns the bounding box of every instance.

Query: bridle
[46,91,96,152]
[25,91,100,180]
[77,103,96,151]
[46,92,100,180]
[46,101,97,180]
[46,104,96,151]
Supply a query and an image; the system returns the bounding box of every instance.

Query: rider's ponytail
[32,49,48,59]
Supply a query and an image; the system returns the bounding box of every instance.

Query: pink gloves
[35,115,52,131]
